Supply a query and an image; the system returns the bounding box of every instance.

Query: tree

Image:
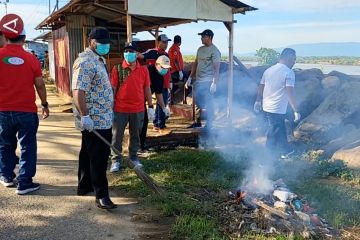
[255,47,280,65]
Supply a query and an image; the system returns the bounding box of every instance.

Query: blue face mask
[158,67,168,76]
[123,52,137,64]
[95,43,110,55]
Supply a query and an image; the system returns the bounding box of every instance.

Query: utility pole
[0,0,8,15]
[48,0,50,14]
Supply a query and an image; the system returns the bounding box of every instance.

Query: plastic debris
[273,190,297,202]
[292,199,303,211]
[295,211,311,225]
[274,201,287,211]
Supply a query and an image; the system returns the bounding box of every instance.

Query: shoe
[77,188,94,196]
[16,182,40,195]
[280,149,295,159]
[187,122,202,128]
[0,176,14,187]
[110,161,121,173]
[96,197,117,209]
[130,158,143,168]
[158,128,172,135]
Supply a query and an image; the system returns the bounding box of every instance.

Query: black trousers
[140,103,148,150]
[78,129,112,199]
[265,112,290,154]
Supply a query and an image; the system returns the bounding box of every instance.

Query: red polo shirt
[0,44,42,112]
[168,44,184,73]
[111,60,150,113]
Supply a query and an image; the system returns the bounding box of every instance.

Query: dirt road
[0,89,160,240]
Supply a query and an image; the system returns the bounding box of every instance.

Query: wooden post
[125,0,132,42]
[227,15,234,120]
[154,28,159,47]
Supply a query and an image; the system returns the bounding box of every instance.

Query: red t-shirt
[0,44,42,112]
[168,44,184,73]
[111,60,150,113]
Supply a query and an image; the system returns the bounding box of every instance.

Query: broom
[91,129,164,195]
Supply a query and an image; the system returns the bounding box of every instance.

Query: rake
[87,127,164,195]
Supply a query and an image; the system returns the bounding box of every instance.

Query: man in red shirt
[168,35,186,98]
[109,42,155,173]
[0,28,49,194]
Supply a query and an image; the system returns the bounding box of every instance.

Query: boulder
[321,76,341,90]
[296,77,324,118]
[248,65,270,82]
[294,81,360,144]
[322,126,360,156]
[327,70,357,83]
[332,145,360,170]
[295,68,324,82]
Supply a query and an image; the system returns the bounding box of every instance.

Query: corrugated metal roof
[36,0,256,31]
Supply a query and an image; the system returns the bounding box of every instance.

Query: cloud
[0,3,50,39]
[243,0,360,12]
[0,3,49,25]
[246,20,360,29]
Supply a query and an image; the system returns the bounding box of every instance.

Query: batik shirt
[72,48,114,130]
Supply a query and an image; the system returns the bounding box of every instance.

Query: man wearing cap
[168,35,186,101]
[109,42,155,173]
[139,55,172,151]
[72,27,116,209]
[186,29,221,129]
[139,34,171,136]
[0,25,49,194]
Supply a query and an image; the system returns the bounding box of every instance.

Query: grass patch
[289,179,360,228]
[109,149,360,239]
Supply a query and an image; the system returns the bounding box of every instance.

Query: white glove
[185,77,192,89]
[162,106,171,117]
[179,71,184,81]
[210,81,216,94]
[147,107,155,121]
[294,112,301,122]
[170,82,173,90]
[253,101,262,113]
[81,115,94,131]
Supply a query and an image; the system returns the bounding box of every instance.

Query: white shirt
[260,63,295,114]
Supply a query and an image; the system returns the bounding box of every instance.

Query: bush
[256,47,280,65]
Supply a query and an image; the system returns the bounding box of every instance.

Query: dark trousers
[265,112,290,154]
[111,112,144,162]
[0,112,39,185]
[154,88,169,129]
[140,103,148,150]
[78,129,112,199]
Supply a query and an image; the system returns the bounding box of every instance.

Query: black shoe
[0,176,15,187]
[16,182,40,195]
[96,197,117,209]
[77,188,94,196]
[187,122,202,128]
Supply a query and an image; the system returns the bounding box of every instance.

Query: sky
[0,0,359,54]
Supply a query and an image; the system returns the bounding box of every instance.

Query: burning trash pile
[218,178,338,239]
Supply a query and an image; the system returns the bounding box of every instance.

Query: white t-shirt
[260,63,295,114]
